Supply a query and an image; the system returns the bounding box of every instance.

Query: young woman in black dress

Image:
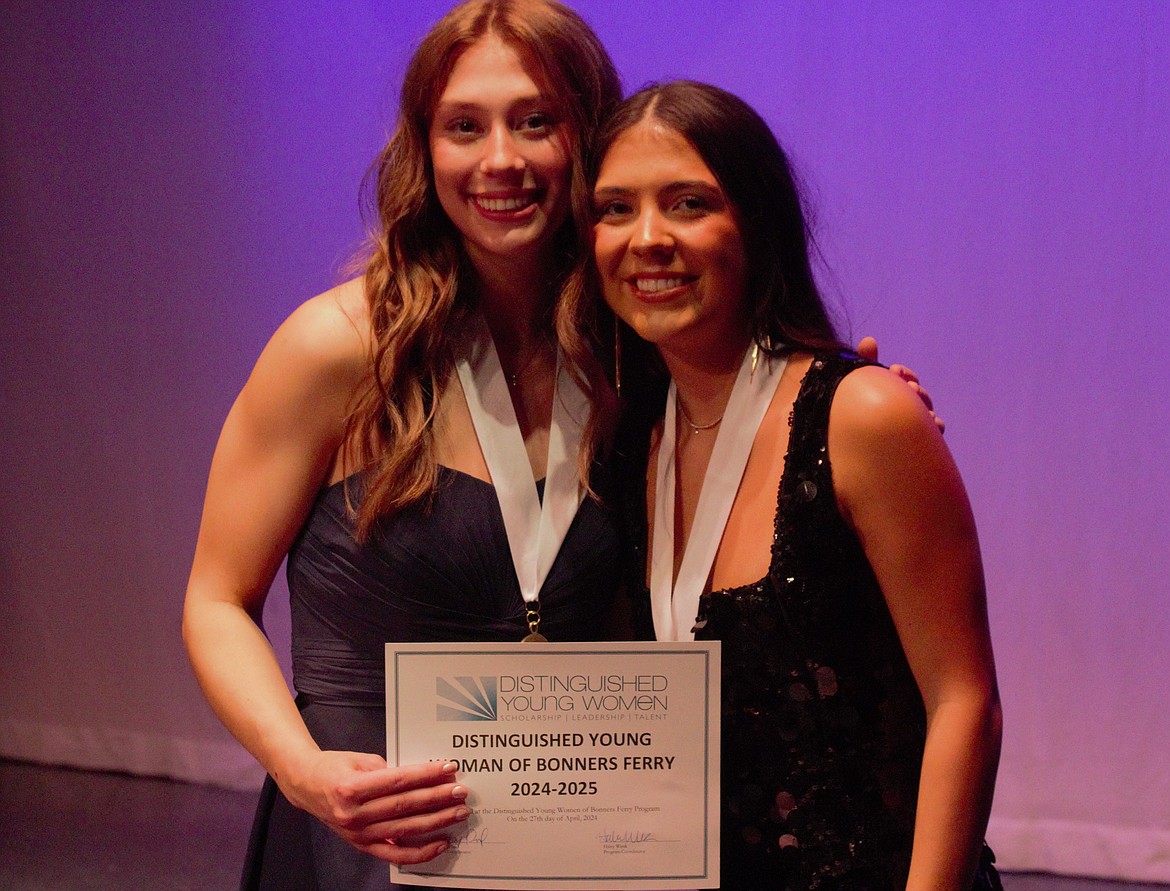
[588,81,1002,890]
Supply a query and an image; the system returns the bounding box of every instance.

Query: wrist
[266,738,323,803]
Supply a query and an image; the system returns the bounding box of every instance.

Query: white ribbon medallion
[650,347,788,642]
[455,319,589,641]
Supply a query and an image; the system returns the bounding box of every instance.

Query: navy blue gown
[241,468,622,890]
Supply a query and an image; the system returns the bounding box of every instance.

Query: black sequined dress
[241,468,622,891]
[625,354,995,890]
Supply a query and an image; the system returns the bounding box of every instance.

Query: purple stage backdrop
[2,1,1167,882]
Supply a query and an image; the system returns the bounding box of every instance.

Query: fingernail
[442,761,459,773]
[451,785,468,800]
[436,841,450,855]
[455,806,471,820]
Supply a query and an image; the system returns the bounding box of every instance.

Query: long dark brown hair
[563,80,844,409]
[346,0,622,539]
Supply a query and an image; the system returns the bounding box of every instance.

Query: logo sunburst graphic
[436,676,498,721]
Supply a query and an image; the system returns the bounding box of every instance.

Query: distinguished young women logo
[437,676,499,722]
[437,673,671,722]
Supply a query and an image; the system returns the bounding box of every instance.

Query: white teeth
[635,277,686,293]
[475,196,530,212]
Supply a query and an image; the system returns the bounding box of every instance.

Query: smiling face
[429,35,572,275]
[592,118,751,360]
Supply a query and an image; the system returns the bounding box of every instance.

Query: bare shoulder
[829,363,964,525]
[191,279,375,603]
[830,363,939,443]
[253,279,370,394]
[267,278,370,376]
[237,278,372,433]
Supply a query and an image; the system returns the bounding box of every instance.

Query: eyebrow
[434,94,548,112]
[592,180,719,194]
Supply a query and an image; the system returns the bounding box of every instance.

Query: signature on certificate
[598,829,656,844]
[447,827,492,851]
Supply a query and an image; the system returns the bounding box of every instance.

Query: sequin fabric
[625,354,930,889]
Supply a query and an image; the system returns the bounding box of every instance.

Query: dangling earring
[614,321,623,398]
[750,335,773,381]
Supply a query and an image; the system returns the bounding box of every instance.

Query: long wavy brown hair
[345,0,622,540]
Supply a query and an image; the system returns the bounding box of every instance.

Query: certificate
[386,641,720,889]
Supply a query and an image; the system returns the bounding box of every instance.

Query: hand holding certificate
[387,641,720,889]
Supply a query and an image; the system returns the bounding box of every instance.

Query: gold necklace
[677,396,724,433]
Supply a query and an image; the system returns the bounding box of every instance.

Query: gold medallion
[522,600,545,643]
